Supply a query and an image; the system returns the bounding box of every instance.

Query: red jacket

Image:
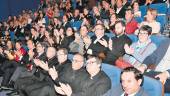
[125,19,138,34]
[14,47,26,62]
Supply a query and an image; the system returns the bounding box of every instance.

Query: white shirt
[121,92,137,96]
[140,21,160,34]
[116,7,123,14]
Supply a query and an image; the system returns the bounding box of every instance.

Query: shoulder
[136,87,149,96]
[102,84,123,96]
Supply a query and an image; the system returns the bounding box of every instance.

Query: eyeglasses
[138,32,148,35]
[86,61,97,64]
[72,59,83,63]
[95,28,104,31]
[57,54,65,56]
[36,45,42,48]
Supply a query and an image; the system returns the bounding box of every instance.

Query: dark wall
[0,0,40,21]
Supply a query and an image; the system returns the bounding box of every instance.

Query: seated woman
[132,1,141,18]
[123,25,157,68]
[138,8,161,35]
[69,25,91,55]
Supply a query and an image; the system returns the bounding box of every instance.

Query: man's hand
[137,64,147,73]
[155,71,169,84]
[40,61,49,71]
[108,38,112,50]
[54,85,66,95]
[28,50,34,59]
[98,38,108,47]
[33,59,41,66]
[49,66,58,80]
[59,82,72,96]
[124,44,134,55]
[55,82,73,96]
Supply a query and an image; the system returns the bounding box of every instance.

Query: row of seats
[139,3,168,17]
[88,32,169,47]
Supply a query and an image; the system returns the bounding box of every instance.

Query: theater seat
[156,14,167,33]
[149,3,168,14]
[70,20,82,31]
[139,5,147,17]
[101,63,163,96]
[134,17,144,23]
[127,34,168,47]
[150,35,168,47]
[127,34,138,42]
[165,93,170,96]
[101,64,121,87]
[142,76,163,96]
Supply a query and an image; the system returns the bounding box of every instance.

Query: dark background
[0,0,40,21]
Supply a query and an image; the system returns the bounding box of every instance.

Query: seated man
[26,53,87,96]
[139,38,170,93]
[9,41,47,86]
[87,24,109,57]
[104,20,132,64]
[55,56,111,96]
[104,67,149,96]
[14,47,58,95]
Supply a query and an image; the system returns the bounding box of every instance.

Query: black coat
[104,34,132,64]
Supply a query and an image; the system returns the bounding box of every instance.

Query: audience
[0,0,169,95]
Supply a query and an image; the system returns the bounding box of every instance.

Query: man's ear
[137,79,142,86]
[123,27,125,32]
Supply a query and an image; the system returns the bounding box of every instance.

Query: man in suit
[26,53,86,96]
[14,46,57,96]
[0,40,28,89]
[104,20,132,64]
[114,0,127,18]
[9,41,47,83]
[87,24,109,57]
[104,67,148,96]
[55,56,111,96]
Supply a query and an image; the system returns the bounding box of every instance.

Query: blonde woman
[139,8,160,35]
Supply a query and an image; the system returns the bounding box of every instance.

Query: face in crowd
[36,42,45,54]
[121,67,143,95]
[72,54,84,70]
[57,48,68,64]
[86,56,101,78]
[138,25,152,43]
[94,24,105,38]
[46,47,56,59]
[115,21,125,36]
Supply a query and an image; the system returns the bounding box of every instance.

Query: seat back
[140,5,147,17]
[149,3,168,14]
[102,64,163,96]
[127,34,168,47]
[101,64,121,87]
[156,14,167,33]
[142,76,163,96]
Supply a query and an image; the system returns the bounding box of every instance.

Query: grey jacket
[103,84,149,96]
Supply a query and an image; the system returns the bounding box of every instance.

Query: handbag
[115,57,132,69]
[115,41,152,69]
